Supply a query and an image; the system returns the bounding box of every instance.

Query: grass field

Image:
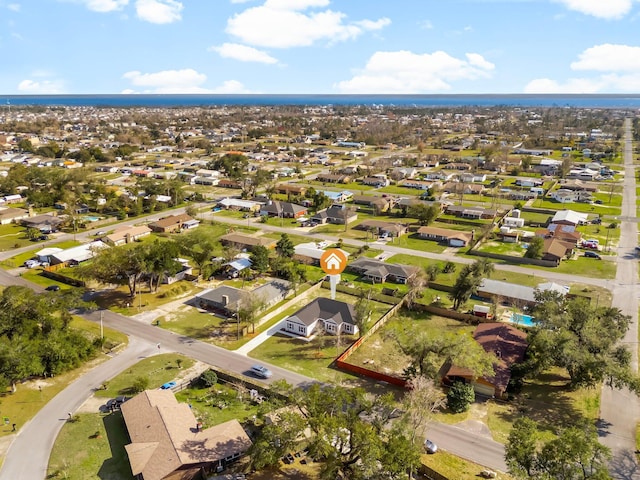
[47,412,133,480]
[96,353,194,398]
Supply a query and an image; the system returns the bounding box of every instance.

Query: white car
[24,260,41,269]
[250,364,273,379]
[424,439,438,454]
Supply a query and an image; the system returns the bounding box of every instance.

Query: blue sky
[2,0,640,94]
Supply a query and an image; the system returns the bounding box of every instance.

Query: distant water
[3,94,640,108]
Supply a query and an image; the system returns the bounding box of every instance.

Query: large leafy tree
[449,259,494,311]
[390,325,495,380]
[0,286,95,391]
[145,240,182,292]
[276,233,294,258]
[506,417,611,480]
[176,228,219,276]
[251,384,422,479]
[407,203,440,226]
[524,236,544,259]
[526,291,636,391]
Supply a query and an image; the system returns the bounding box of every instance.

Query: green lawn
[377,185,427,196]
[525,255,617,279]
[0,224,34,252]
[47,412,133,480]
[96,353,194,398]
[536,198,621,216]
[393,234,448,253]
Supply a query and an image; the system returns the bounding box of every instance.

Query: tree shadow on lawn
[98,411,134,480]
[495,371,589,436]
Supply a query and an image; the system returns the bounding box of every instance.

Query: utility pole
[100,311,104,342]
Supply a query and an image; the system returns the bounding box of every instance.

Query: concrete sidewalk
[235,320,287,355]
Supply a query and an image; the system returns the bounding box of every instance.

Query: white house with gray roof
[284,298,357,337]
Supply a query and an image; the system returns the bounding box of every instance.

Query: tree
[442,261,456,274]
[390,326,495,379]
[425,263,441,282]
[237,293,267,336]
[524,236,544,259]
[249,245,270,274]
[145,240,182,292]
[77,243,148,297]
[560,156,573,178]
[506,417,612,480]
[276,233,294,258]
[449,264,482,311]
[353,289,373,336]
[526,292,637,391]
[405,270,426,310]
[446,381,475,413]
[407,203,440,226]
[402,376,445,478]
[25,227,40,240]
[199,369,218,388]
[176,229,218,276]
[132,376,149,393]
[505,417,539,478]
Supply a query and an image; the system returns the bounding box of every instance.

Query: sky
[2,0,640,95]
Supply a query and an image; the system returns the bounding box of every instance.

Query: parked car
[94,230,106,236]
[45,285,60,291]
[424,439,438,454]
[160,381,176,390]
[584,251,601,259]
[250,364,273,379]
[24,260,41,268]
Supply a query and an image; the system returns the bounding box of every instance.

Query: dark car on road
[584,251,601,259]
[45,285,60,291]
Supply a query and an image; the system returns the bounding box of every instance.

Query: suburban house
[195,280,290,317]
[348,257,419,284]
[283,298,358,337]
[148,213,199,233]
[218,179,242,189]
[356,220,408,237]
[104,225,152,246]
[0,207,29,225]
[445,205,496,219]
[311,204,358,225]
[276,184,307,196]
[20,213,64,231]
[535,223,582,246]
[220,233,276,251]
[443,182,485,195]
[322,190,353,203]
[317,173,350,184]
[162,258,193,284]
[224,257,252,278]
[361,176,389,187]
[216,198,262,212]
[550,189,593,204]
[442,323,528,398]
[475,279,567,307]
[259,200,308,219]
[401,179,433,190]
[121,389,252,480]
[49,241,108,266]
[417,226,473,247]
[503,216,525,229]
[352,195,393,213]
[542,237,574,264]
[551,210,588,226]
[293,242,349,265]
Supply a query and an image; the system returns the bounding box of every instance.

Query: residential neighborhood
[0,102,637,480]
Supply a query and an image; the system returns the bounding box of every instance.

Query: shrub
[132,375,150,393]
[200,370,218,388]
[447,382,475,413]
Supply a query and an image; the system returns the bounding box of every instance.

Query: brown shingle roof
[149,213,194,229]
[121,390,252,480]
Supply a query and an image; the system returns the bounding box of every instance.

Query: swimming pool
[509,313,536,327]
[83,216,101,222]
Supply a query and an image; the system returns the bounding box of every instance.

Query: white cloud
[554,0,633,19]
[525,43,640,93]
[17,79,64,93]
[571,44,640,72]
[72,0,129,13]
[122,68,253,93]
[135,0,182,24]
[210,43,278,64]
[335,50,495,94]
[226,0,390,48]
[210,79,252,93]
[419,20,433,30]
[123,69,206,92]
[7,4,20,12]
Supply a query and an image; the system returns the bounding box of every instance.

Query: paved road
[598,118,640,480]
[0,338,157,480]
